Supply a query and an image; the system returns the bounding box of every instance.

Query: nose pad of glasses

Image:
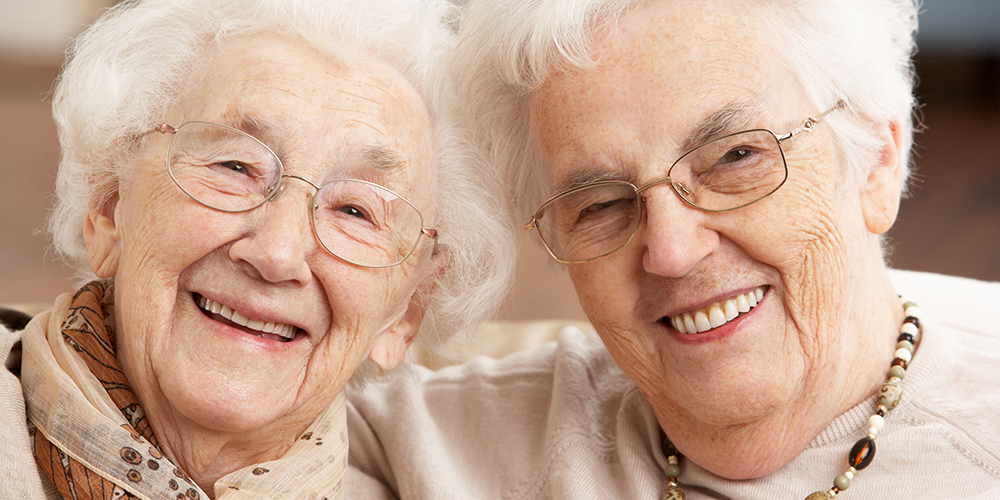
[267,182,284,199]
[671,182,696,206]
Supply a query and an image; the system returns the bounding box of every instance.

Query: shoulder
[888,268,1000,332]
[0,325,58,497]
[350,325,632,436]
[888,270,1000,483]
[347,326,644,498]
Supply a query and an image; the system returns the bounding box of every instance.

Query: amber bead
[897,332,914,344]
[902,315,920,328]
[891,357,908,370]
[849,436,876,470]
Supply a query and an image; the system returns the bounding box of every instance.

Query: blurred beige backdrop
[2,1,999,322]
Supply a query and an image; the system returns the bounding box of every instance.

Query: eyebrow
[220,111,410,174]
[220,111,278,144]
[358,144,409,173]
[547,100,767,195]
[678,100,762,153]
[553,167,628,194]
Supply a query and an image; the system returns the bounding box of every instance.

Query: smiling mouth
[664,285,768,334]
[196,295,298,342]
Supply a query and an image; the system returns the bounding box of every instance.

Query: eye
[569,195,636,232]
[218,160,250,175]
[338,205,368,219]
[718,147,753,165]
[581,198,626,216]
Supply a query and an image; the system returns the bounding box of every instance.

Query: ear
[84,186,122,279]
[860,119,903,235]
[368,247,450,371]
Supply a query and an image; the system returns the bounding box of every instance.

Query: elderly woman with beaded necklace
[345,0,1000,498]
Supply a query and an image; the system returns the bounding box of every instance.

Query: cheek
[111,179,238,347]
[741,168,859,337]
[317,264,408,329]
[568,259,637,329]
[739,143,851,270]
[120,168,242,276]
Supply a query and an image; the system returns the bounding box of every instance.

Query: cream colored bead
[868,414,884,431]
[894,348,912,363]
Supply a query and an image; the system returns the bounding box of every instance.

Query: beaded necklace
[660,296,922,500]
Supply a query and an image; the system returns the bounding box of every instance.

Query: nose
[637,186,719,278]
[228,181,315,285]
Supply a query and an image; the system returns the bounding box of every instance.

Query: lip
[192,293,307,345]
[659,286,769,344]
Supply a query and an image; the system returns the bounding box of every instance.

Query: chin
[161,369,302,434]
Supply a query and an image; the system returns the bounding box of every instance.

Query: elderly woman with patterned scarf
[0,0,514,497]
[346,0,1000,498]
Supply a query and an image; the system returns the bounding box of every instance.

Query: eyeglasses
[155,121,437,268]
[525,102,843,263]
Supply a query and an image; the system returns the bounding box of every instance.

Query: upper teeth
[197,296,296,340]
[669,286,766,334]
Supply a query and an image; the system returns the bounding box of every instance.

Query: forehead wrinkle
[327,70,420,118]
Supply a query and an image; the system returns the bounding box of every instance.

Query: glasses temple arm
[776,99,845,142]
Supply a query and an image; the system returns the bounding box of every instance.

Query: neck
[149,391,347,498]
[162,429,294,495]
[660,268,904,479]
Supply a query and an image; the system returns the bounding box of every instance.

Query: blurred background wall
[1,0,998,321]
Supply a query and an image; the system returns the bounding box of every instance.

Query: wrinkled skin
[528,0,904,479]
[84,34,444,492]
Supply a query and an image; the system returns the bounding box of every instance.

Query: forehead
[529,0,798,186]
[177,34,435,190]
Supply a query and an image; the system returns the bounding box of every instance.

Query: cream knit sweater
[348,270,1000,499]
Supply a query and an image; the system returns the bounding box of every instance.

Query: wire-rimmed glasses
[525,102,843,263]
[156,121,436,268]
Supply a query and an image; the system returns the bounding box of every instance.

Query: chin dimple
[667,286,767,334]
[196,295,296,341]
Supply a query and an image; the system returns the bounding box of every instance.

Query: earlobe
[84,190,123,278]
[368,300,425,371]
[368,247,450,371]
[861,120,903,235]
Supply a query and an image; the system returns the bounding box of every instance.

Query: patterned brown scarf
[30,281,196,499]
[22,281,348,499]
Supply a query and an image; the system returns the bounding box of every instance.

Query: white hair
[49,0,516,345]
[452,0,920,225]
